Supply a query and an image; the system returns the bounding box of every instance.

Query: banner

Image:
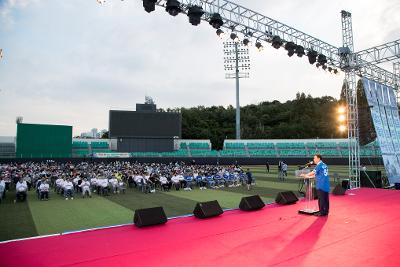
[362,78,400,184]
[93,152,131,158]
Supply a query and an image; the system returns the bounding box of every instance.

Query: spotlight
[209,13,223,29]
[317,54,327,65]
[165,0,181,16]
[216,29,225,39]
[255,42,263,51]
[338,125,347,132]
[271,35,283,49]
[334,69,339,74]
[322,65,327,70]
[143,0,157,13]
[187,5,204,26]
[284,42,296,57]
[295,45,305,57]
[316,63,321,68]
[337,106,346,114]
[338,114,346,122]
[230,33,239,42]
[243,38,251,46]
[307,50,318,64]
[328,67,333,72]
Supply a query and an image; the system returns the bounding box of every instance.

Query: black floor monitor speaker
[193,200,223,219]
[134,207,167,227]
[342,179,350,190]
[394,183,400,190]
[275,191,298,205]
[332,184,346,195]
[239,195,265,211]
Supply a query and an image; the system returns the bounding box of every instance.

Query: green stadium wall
[16,123,72,158]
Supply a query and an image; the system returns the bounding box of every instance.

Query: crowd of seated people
[0,161,253,201]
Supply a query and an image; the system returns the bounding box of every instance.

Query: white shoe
[71,197,74,200]
[65,198,68,200]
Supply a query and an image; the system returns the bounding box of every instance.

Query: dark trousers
[16,191,27,202]
[317,189,329,215]
[40,191,49,200]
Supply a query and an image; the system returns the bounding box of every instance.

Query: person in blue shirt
[301,154,330,216]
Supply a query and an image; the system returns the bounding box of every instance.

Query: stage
[1,188,400,267]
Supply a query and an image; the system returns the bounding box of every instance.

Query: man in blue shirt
[301,154,330,216]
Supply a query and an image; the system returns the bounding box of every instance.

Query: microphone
[305,161,313,167]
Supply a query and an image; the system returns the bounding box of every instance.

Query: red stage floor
[1,188,400,267]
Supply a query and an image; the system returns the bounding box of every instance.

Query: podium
[295,169,318,215]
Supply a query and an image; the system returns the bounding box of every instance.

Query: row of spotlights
[141,0,339,72]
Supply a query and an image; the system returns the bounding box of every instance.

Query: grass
[0,164,386,241]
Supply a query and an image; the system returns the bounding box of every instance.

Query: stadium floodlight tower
[223,35,250,140]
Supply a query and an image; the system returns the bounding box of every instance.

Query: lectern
[295,169,318,215]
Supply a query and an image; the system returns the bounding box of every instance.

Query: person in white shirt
[109,177,118,194]
[159,175,171,191]
[63,178,74,200]
[117,180,126,194]
[79,178,91,198]
[39,180,50,200]
[100,178,109,196]
[55,177,64,194]
[90,177,98,193]
[15,178,28,202]
[0,176,5,203]
[171,174,181,190]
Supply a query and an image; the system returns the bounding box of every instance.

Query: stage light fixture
[243,38,250,46]
[216,29,225,39]
[316,63,321,68]
[284,42,296,57]
[334,69,339,74]
[187,5,204,26]
[338,114,346,122]
[255,42,263,51]
[165,0,181,16]
[271,35,283,49]
[322,65,327,70]
[209,13,223,29]
[143,0,157,13]
[317,54,327,65]
[307,50,318,64]
[295,45,305,57]
[230,33,239,43]
[338,106,346,114]
[338,125,347,132]
[328,67,333,72]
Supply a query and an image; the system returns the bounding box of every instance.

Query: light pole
[223,40,250,140]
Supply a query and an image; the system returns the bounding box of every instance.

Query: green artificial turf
[0,165,387,241]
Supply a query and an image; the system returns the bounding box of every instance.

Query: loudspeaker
[394,183,400,190]
[239,195,265,211]
[342,179,350,189]
[275,191,298,205]
[133,207,167,227]
[332,184,346,195]
[193,200,223,219]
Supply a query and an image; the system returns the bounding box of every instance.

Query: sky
[0,0,399,136]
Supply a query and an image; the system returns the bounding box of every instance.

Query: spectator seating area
[72,140,111,158]
[221,139,381,158]
[1,138,382,159]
